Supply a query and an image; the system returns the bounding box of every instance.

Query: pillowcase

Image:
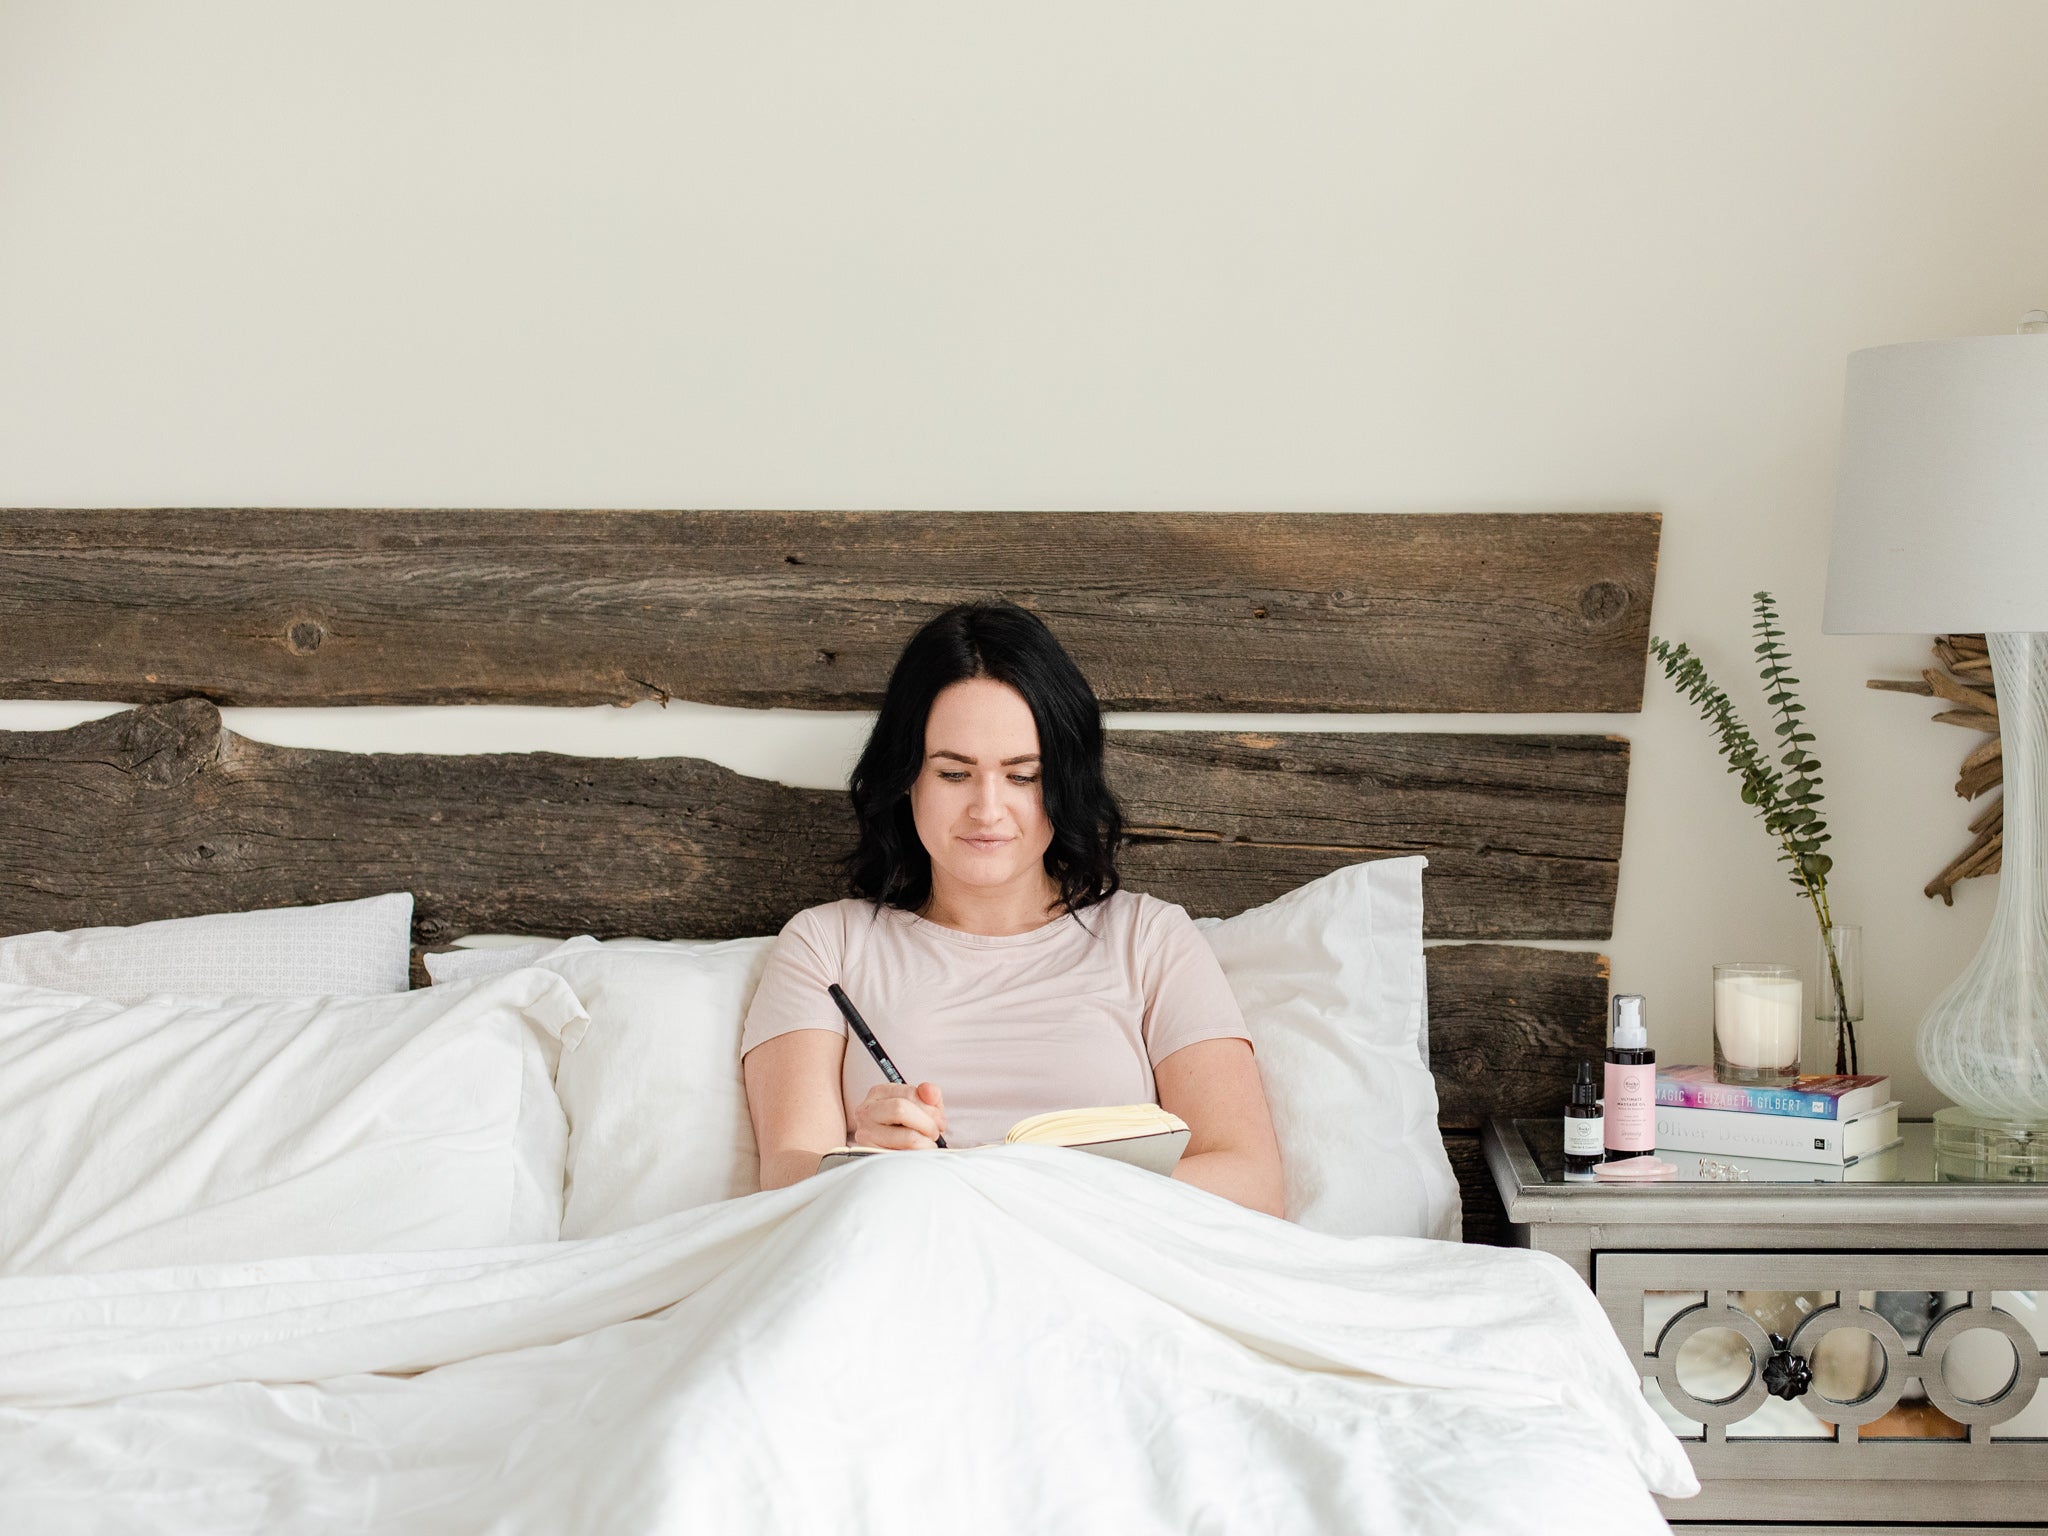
[424,933,716,986]
[428,936,772,1237]
[0,968,586,1276]
[0,893,414,1002]
[1194,855,1460,1242]
[425,935,587,984]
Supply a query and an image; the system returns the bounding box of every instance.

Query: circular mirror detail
[1654,1303,1775,1425]
[1788,1303,1909,1426]
[1919,1304,2043,1427]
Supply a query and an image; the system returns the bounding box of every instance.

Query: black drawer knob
[1762,1333,1813,1401]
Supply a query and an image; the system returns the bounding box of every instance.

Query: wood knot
[109,699,224,788]
[816,649,839,665]
[414,915,454,944]
[1577,581,1629,626]
[1251,606,1269,620]
[285,620,325,655]
[785,553,805,565]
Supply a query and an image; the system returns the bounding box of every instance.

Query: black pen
[827,983,947,1148]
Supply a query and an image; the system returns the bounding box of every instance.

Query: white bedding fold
[0,1147,1696,1535]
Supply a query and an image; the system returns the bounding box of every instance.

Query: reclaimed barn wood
[0,701,854,946]
[1429,946,1608,1244]
[0,508,1660,713]
[1422,944,1608,1130]
[1444,1136,1506,1246]
[1113,728,1625,939]
[0,704,1624,942]
[0,702,1608,1167]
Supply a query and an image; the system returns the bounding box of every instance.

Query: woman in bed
[741,601,1286,1216]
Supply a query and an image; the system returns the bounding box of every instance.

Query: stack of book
[1655,1065,1901,1177]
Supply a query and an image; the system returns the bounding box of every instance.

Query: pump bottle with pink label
[1602,993,1657,1161]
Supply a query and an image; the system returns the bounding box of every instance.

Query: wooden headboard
[0,508,1660,1242]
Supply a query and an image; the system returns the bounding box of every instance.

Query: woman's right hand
[850,1081,950,1150]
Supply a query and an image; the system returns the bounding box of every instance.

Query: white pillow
[428,937,773,1237]
[425,933,717,985]
[0,969,586,1276]
[0,893,414,1001]
[425,935,586,984]
[1195,856,1460,1242]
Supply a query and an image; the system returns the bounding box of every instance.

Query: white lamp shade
[1824,333,2048,635]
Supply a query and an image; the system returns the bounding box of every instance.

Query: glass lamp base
[1932,1105,2048,1183]
[1916,632,2048,1125]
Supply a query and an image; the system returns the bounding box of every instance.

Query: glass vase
[1813,923,1864,1077]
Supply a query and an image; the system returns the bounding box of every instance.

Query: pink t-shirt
[738,889,1251,1148]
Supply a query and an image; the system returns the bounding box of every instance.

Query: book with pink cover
[1654,1064,1890,1121]
[818,1104,1190,1176]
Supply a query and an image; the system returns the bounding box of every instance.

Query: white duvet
[0,1149,1696,1535]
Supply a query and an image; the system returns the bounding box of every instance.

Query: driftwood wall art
[0,507,1662,1243]
[1868,634,2001,903]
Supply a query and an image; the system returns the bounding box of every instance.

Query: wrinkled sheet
[0,1148,1696,1534]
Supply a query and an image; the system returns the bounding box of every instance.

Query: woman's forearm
[1171,1148,1286,1218]
[759,1148,830,1190]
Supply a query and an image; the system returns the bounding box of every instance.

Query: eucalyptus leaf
[1650,592,1854,1071]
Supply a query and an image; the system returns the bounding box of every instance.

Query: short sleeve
[738,906,851,1058]
[1138,897,1252,1065]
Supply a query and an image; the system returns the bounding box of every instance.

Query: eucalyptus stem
[1652,593,1856,1074]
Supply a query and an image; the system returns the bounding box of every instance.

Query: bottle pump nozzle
[1611,994,1647,1050]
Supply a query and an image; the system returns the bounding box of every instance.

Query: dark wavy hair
[841,602,1124,919]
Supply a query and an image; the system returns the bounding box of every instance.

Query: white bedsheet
[0,1148,1696,1535]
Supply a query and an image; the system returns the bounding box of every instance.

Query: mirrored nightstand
[1483,1118,2048,1531]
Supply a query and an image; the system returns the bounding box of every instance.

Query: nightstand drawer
[1593,1250,2047,1523]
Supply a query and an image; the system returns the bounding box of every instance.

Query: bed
[0,507,1694,1533]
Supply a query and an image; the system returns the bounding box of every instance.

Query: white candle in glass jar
[1714,971,1803,1069]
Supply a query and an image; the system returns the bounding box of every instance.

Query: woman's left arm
[1154,1037,1286,1219]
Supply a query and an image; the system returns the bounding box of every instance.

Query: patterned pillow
[0,893,414,1001]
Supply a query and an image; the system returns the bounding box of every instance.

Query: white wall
[4,1,2045,1114]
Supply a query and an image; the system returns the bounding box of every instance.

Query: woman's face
[909,677,1057,902]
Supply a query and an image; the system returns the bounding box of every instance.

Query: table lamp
[1824,312,2048,1178]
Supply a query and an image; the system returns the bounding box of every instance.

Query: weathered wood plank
[0,707,1625,941]
[0,509,1660,712]
[1444,1132,1508,1247]
[1114,729,1624,938]
[1435,942,1613,1245]
[0,700,851,947]
[1425,944,1609,1129]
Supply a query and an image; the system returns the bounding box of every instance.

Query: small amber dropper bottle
[1562,1061,1605,1179]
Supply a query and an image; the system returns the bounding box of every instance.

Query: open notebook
[817,1103,1191,1177]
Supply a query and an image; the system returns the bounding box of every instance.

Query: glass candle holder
[1713,963,1803,1087]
